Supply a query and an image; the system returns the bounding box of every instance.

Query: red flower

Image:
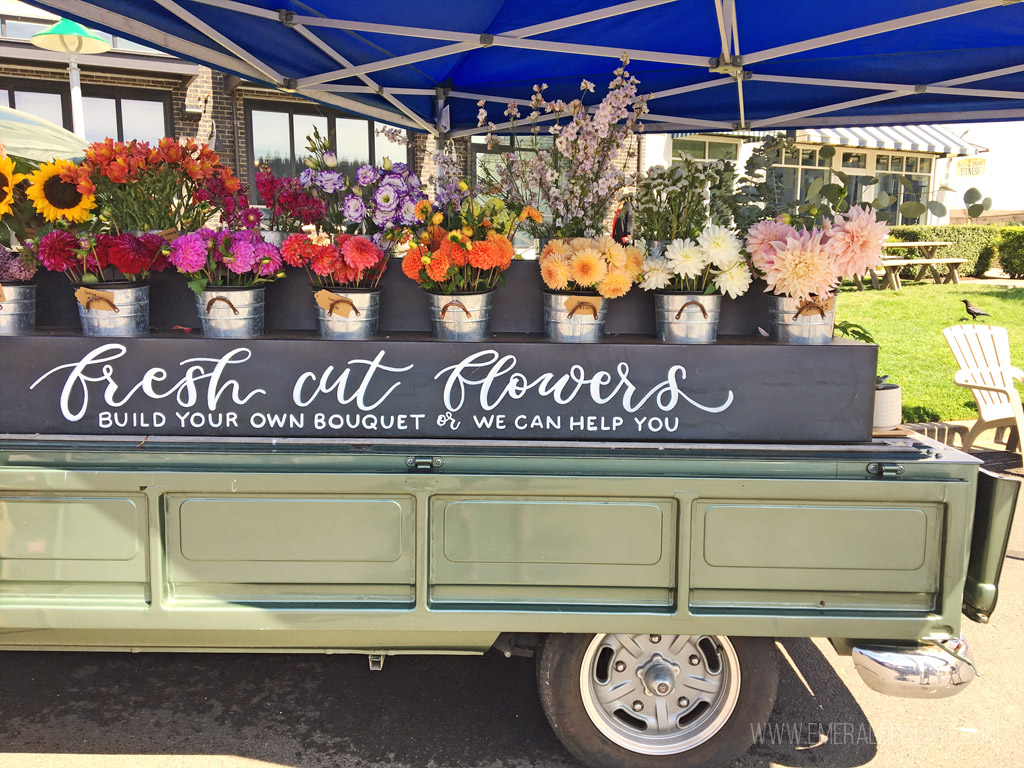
[36,230,79,272]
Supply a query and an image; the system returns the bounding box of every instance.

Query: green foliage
[887,224,1003,277]
[837,284,1024,421]
[627,156,733,241]
[834,320,876,344]
[996,226,1024,279]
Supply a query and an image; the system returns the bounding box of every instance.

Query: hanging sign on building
[956,157,986,177]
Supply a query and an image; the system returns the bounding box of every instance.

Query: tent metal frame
[45,0,1024,136]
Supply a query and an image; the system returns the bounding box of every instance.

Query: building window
[4,87,67,127]
[246,101,409,193]
[80,90,171,143]
[671,137,739,162]
[772,145,936,225]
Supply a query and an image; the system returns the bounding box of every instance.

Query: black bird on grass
[961,299,990,320]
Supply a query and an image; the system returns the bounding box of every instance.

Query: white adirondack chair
[943,325,1024,452]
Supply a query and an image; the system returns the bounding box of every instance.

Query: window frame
[670,136,741,163]
[773,144,937,225]
[244,98,408,184]
[79,84,173,142]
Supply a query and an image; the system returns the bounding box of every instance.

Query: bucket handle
[567,301,598,319]
[328,297,360,317]
[85,297,120,314]
[206,296,240,316]
[792,299,827,320]
[440,300,472,319]
[676,300,708,320]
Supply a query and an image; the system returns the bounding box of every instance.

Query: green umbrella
[0,104,88,164]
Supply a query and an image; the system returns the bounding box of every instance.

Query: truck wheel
[536,633,778,768]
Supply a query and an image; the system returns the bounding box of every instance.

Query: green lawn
[836,282,1024,422]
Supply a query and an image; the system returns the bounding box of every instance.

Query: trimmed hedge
[887,225,1003,278]
[998,226,1024,279]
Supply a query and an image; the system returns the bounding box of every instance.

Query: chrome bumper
[852,635,976,699]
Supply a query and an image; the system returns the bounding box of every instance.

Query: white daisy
[714,259,753,299]
[697,225,742,269]
[664,238,707,280]
[640,258,673,291]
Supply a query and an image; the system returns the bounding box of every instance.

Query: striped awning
[672,124,978,155]
[795,125,977,155]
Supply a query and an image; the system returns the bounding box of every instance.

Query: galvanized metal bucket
[77,282,149,337]
[261,230,290,247]
[0,282,36,335]
[654,292,721,344]
[426,291,493,342]
[767,294,836,344]
[196,287,265,338]
[543,291,607,343]
[314,287,380,340]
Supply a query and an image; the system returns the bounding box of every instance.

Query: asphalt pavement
[1,498,1021,768]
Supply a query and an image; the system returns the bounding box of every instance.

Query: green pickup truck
[0,430,1017,768]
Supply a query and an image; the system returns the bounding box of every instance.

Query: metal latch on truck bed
[406,456,444,472]
[866,462,905,478]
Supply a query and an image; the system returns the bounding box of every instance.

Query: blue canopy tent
[30,1,1024,135]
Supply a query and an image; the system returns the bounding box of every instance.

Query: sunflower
[25,159,96,223]
[0,153,26,218]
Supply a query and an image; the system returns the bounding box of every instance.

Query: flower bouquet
[22,229,169,336]
[477,55,647,239]
[281,231,387,339]
[67,137,236,235]
[254,166,327,243]
[538,236,642,342]
[169,228,284,337]
[638,225,753,343]
[0,243,37,335]
[746,206,889,343]
[400,166,516,341]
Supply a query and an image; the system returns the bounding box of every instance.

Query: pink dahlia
[169,232,208,273]
[746,217,797,273]
[827,206,889,279]
[763,228,837,301]
[224,232,257,274]
[341,235,383,272]
[253,241,282,277]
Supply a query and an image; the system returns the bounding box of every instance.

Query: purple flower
[299,168,316,188]
[169,233,209,273]
[343,194,367,223]
[380,172,407,192]
[389,162,409,175]
[0,244,36,281]
[315,170,345,193]
[372,206,397,229]
[406,174,421,192]
[399,197,419,226]
[373,184,400,213]
[322,150,338,168]
[355,164,379,186]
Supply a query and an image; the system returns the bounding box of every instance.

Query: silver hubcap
[579,634,741,755]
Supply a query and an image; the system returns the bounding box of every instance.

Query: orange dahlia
[540,256,571,291]
[425,249,451,282]
[402,247,426,281]
[569,247,607,288]
[468,239,501,270]
[597,268,633,299]
[488,232,514,269]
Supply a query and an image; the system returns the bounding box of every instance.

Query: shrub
[997,226,1024,278]
[887,224,1002,277]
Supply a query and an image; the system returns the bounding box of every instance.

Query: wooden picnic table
[852,241,965,291]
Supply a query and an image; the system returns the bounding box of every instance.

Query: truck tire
[536,633,778,768]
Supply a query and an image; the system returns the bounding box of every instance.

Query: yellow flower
[541,239,572,261]
[598,268,633,299]
[0,153,26,218]
[458,180,469,192]
[600,240,627,270]
[624,245,645,275]
[25,159,95,223]
[519,205,543,224]
[432,212,444,226]
[569,247,608,288]
[414,199,432,222]
[540,255,571,291]
[462,225,474,237]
